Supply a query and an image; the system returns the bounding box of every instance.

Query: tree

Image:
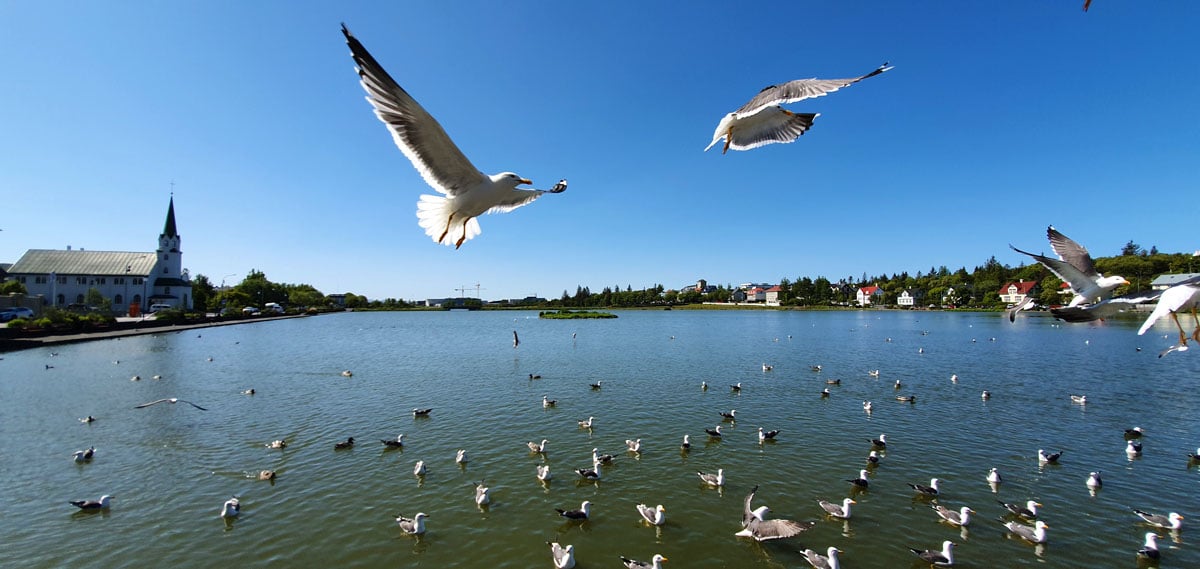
[0,280,27,294]
[85,287,112,312]
[1121,240,1143,256]
[1038,276,1065,307]
[192,274,215,312]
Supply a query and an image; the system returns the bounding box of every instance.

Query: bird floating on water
[697,469,725,487]
[340,370,353,377]
[1086,471,1103,490]
[474,480,490,506]
[455,449,469,464]
[908,541,954,566]
[704,426,723,438]
[1003,519,1049,544]
[870,434,887,448]
[1124,427,1145,439]
[818,497,855,519]
[258,470,276,481]
[1133,509,1183,530]
[986,468,1002,485]
[589,380,603,390]
[680,434,690,451]
[758,427,780,443]
[736,484,815,541]
[908,478,941,497]
[1070,394,1087,405]
[578,417,594,429]
[413,460,426,476]
[636,503,666,526]
[69,495,113,511]
[220,497,240,518]
[625,439,642,453]
[998,499,1041,519]
[556,500,591,520]
[547,542,575,569]
[981,390,991,400]
[1126,440,1143,457]
[868,369,880,377]
[933,504,973,527]
[334,437,355,450]
[862,401,873,413]
[592,448,614,465]
[395,512,428,534]
[802,547,842,569]
[527,439,548,453]
[730,382,742,392]
[381,434,405,448]
[268,439,287,449]
[542,395,557,408]
[341,25,567,248]
[1137,532,1161,560]
[536,464,552,481]
[575,460,601,481]
[1038,449,1063,464]
[762,363,773,372]
[720,409,737,421]
[847,469,871,489]
[621,554,667,569]
[513,331,520,349]
[413,408,432,418]
[866,451,881,466]
[134,398,207,410]
[73,447,95,462]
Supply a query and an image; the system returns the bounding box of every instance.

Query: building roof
[1150,272,1200,287]
[766,285,783,292]
[162,196,178,237]
[8,249,156,276]
[1000,280,1038,294]
[859,285,880,294]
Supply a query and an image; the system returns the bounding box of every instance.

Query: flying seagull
[341,25,567,249]
[1050,288,1164,323]
[736,485,815,541]
[134,398,207,410]
[1009,226,1129,309]
[1137,277,1200,355]
[705,62,892,154]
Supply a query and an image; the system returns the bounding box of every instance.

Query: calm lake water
[2,309,1198,568]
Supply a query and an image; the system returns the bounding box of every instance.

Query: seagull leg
[1191,306,1200,342]
[722,128,732,154]
[438,214,455,244]
[454,218,471,249]
[1172,312,1188,347]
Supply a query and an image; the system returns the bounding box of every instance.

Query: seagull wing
[636,504,656,523]
[1046,226,1100,277]
[134,399,170,408]
[742,485,759,526]
[1010,244,1096,293]
[342,25,486,197]
[733,63,893,116]
[1052,289,1163,322]
[748,518,815,540]
[179,399,208,411]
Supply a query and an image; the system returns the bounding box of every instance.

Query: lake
[2,309,1197,568]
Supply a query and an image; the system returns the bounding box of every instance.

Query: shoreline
[0,313,309,353]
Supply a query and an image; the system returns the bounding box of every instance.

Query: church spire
[162,196,178,238]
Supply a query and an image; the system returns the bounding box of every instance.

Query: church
[7,198,193,315]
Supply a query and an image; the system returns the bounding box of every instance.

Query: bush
[6,317,28,329]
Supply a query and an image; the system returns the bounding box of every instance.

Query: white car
[1,306,35,322]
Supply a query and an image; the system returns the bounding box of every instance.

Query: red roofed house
[856,285,883,306]
[746,287,767,303]
[765,285,784,305]
[999,280,1038,305]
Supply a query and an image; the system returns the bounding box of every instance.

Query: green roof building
[7,198,193,313]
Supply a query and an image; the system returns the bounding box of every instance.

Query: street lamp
[221,273,237,288]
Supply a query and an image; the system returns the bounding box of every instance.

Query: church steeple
[162,196,178,238]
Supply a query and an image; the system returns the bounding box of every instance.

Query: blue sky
[1,2,1197,301]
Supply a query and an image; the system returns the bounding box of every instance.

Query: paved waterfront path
[0,313,308,352]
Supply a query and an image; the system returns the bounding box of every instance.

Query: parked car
[264,302,284,314]
[148,303,173,313]
[1,306,36,322]
[242,306,260,315]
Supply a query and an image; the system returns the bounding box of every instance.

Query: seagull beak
[519,178,533,186]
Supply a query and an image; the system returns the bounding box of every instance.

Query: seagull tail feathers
[417,194,481,247]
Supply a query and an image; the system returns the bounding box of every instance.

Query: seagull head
[494,172,532,187]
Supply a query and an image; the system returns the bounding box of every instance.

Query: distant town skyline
[2,3,1196,300]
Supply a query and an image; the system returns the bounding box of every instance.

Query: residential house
[765,285,784,305]
[745,287,767,303]
[897,289,923,307]
[856,285,882,306]
[998,280,1038,305]
[1150,272,1200,291]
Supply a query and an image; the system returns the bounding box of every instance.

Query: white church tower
[149,197,193,309]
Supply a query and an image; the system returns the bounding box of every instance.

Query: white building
[7,198,193,314]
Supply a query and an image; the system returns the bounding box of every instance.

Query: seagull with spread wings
[705,62,892,154]
[735,485,814,541]
[134,398,207,410]
[1010,226,1128,308]
[342,25,566,249]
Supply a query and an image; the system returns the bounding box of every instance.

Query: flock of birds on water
[51,319,1198,569]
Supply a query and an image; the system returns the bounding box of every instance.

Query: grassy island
[538,310,617,319]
